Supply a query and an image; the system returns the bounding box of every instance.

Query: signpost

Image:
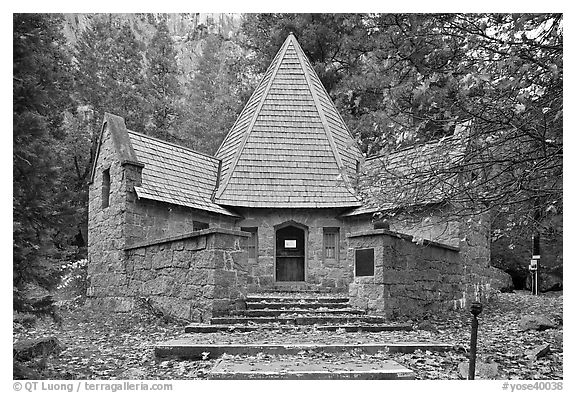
[529,256,540,295]
[530,234,540,296]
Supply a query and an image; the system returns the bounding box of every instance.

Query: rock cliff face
[61,13,243,80]
[62,13,242,43]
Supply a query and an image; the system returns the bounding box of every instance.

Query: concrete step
[315,323,413,332]
[155,340,453,360]
[208,357,414,380]
[210,315,390,325]
[252,287,335,294]
[246,296,349,304]
[185,324,267,333]
[246,301,350,309]
[230,309,365,317]
[184,323,412,333]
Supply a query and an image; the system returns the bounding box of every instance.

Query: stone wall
[234,208,352,292]
[347,229,512,318]
[124,228,249,321]
[457,212,513,302]
[124,196,237,247]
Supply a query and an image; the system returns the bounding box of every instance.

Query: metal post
[468,301,483,380]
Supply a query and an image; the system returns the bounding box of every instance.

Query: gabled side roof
[344,130,469,217]
[214,33,363,208]
[90,112,237,217]
[89,113,143,184]
[128,131,237,217]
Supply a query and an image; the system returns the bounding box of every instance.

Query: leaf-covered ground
[13,290,562,380]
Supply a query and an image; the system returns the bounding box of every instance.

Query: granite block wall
[347,229,512,318]
[124,229,249,321]
[124,197,236,247]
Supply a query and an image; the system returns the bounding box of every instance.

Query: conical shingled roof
[215,33,363,208]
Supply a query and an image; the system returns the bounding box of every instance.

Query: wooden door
[276,225,305,281]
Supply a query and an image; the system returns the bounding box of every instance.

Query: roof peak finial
[289,31,294,36]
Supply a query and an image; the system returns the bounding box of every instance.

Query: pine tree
[144,20,182,140]
[74,15,147,131]
[13,13,74,313]
[180,33,248,153]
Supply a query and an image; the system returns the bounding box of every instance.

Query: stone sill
[124,227,250,251]
[347,229,460,252]
[120,159,145,168]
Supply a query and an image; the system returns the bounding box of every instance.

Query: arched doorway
[275,223,306,282]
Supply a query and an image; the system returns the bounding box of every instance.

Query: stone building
[87,33,510,321]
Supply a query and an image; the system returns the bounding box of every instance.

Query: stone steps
[246,296,349,304]
[209,292,381,325]
[230,308,365,317]
[185,292,409,331]
[315,323,413,332]
[155,340,453,360]
[184,324,289,333]
[210,315,391,325]
[246,301,350,309]
[208,356,415,380]
[154,291,442,379]
[184,323,413,333]
[252,282,334,295]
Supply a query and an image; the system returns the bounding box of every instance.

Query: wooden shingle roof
[215,33,363,208]
[128,131,237,217]
[344,133,468,216]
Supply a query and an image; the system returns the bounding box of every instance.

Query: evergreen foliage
[74,15,148,132]
[13,13,75,313]
[144,20,182,140]
[180,33,249,154]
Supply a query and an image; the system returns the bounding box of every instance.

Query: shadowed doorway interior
[275,225,305,281]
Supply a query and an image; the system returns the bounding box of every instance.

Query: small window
[323,227,339,261]
[102,168,110,209]
[241,227,258,259]
[193,221,209,231]
[355,248,374,276]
